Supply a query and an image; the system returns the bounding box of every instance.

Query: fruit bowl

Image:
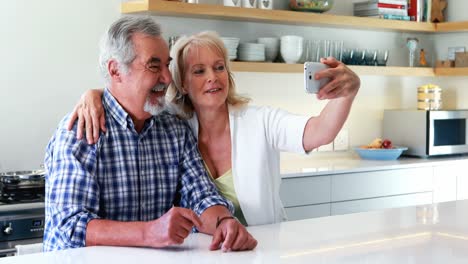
[353,147,408,160]
[289,0,334,13]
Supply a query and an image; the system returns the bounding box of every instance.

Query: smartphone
[304,62,330,94]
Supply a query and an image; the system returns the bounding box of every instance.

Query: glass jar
[417,84,442,110]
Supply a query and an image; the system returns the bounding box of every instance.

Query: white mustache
[151,83,167,92]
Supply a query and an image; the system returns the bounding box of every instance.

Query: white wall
[1,0,467,170]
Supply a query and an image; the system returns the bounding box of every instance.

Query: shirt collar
[103,88,156,135]
[103,88,130,129]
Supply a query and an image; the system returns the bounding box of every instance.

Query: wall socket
[334,128,349,151]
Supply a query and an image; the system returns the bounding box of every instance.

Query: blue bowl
[354,146,408,160]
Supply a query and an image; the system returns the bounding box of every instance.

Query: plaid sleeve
[177,124,234,216]
[43,121,100,252]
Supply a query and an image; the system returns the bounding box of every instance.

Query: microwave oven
[383,110,468,157]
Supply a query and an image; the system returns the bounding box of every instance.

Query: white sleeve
[262,107,309,154]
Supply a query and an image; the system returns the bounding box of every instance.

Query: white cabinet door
[458,173,468,200]
[331,167,433,202]
[331,192,433,215]
[455,163,468,200]
[280,176,331,207]
[433,165,457,203]
[285,204,330,221]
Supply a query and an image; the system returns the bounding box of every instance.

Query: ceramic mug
[242,0,257,8]
[223,0,241,7]
[258,0,273,9]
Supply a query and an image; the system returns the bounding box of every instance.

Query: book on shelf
[354,2,407,11]
[354,0,408,17]
[382,14,411,20]
[408,0,431,22]
[355,0,407,5]
[424,0,432,22]
[354,8,408,17]
[362,14,411,21]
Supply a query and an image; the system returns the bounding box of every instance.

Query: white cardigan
[187,105,309,226]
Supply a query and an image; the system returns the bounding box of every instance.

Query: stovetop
[0,171,46,245]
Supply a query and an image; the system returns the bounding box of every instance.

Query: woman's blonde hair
[167,31,250,119]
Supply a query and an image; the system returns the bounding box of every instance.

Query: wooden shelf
[230,62,435,76]
[434,67,468,76]
[121,0,468,76]
[350,66,434,76]
[121,0,435,32]
[435,21,468,32]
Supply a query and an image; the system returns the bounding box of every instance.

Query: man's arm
[86,207,202,248]
[46,120,204,250]
[44,122,101,251]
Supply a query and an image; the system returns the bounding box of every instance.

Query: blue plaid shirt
[43,88,233,251]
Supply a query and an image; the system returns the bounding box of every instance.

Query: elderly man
[44,16,256,252]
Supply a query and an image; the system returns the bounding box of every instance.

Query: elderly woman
[69,31,360,226]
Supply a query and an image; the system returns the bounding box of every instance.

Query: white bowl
[281,46,303,64]
[258,37,279,62]
[280,35,303,44]
[280,35,303,63]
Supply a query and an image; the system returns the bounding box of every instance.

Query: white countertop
[280,152,468,178]
[3,199,468,263]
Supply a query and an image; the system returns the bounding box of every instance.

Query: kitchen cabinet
[280,175,330,207]
[458,165,468,200]
[281,175,331,221]
[331,192,432,215]
[331,167,433,202]
[285,204,330,220]
[433,164,457,203]
[458,174,468,200]
[432,162,468,201]
[280,166,435,220]
[121,0,468,76]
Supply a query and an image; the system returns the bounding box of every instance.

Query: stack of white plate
[238,43,265,62]
[221,37,240,61]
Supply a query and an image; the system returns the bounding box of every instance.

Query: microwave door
[428,111,468,155]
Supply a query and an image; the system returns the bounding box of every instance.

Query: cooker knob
[3,223,13,235]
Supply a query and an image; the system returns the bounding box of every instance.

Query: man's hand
[209,218,257,252]
[144,207,202,247]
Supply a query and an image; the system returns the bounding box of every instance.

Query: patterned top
[43,88,233,252]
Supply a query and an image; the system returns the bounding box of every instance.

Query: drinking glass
[353,48,366,65]
[406,38,419,67]
[318,40,331,59]
[309,40,320,62]
[376,49,389,66]
[300,40,310,63]
[341,48,352,64]
[365,49,377,66]
[330,40,343,61]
